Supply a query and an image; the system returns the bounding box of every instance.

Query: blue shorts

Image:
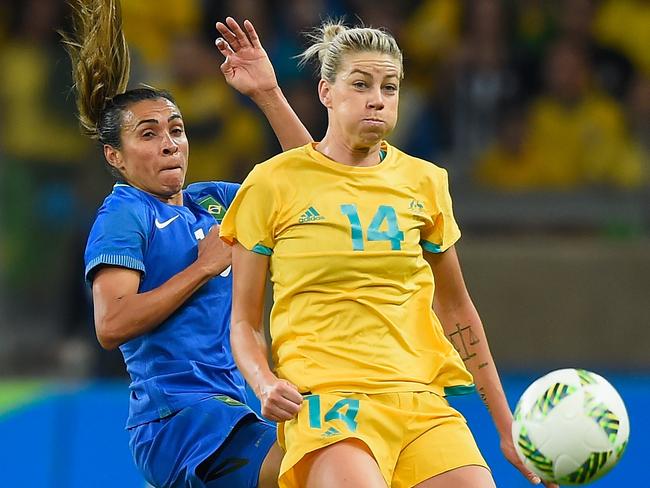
[129,395,276,488]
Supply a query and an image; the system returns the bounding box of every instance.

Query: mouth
[362,118,385,126]
[160,165,183,174]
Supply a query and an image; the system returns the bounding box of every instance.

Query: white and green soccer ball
[512,368,629,485]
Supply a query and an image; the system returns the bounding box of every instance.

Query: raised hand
[215,17,278,99]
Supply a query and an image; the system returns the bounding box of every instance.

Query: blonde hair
[298,20,403,82]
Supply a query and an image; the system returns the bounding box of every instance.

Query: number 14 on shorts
[306,395,360,433]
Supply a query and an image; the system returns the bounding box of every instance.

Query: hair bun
[321,22,347,44]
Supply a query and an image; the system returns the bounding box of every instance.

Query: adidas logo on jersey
[299,206,325,223]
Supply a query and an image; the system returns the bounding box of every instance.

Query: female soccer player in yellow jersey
[221,21,558,488]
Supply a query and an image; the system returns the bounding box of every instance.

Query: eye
[352,80,367,89]
[142,130,155,138]
[171,127,184,136]
[383,84,398,93]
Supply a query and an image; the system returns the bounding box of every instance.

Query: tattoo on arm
[448,323,481,362]
[478,387,491,413]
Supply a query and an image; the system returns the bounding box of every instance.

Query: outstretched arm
[215,17,312,151]
[426,246,559,488]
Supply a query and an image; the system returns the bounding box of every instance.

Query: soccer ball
[512,368,629,485]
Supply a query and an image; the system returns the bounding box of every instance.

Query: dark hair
[98,88,176,149]
[61,0,176,178]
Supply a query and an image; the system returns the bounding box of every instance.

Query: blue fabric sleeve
[84,200,150,282]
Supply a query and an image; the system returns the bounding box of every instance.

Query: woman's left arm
[426,246,557,488]
[215,17,312,150]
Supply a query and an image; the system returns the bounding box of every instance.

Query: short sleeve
[220,166,277,255]
[420,168,461,253]
[84,202,149,282]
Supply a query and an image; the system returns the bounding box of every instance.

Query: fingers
[502,439,554,486]
[225,16,251,49]
[508,450,543,485]
[243,19,262,49]
[216,17,256,53]
[260,380,303,422]
[529,474,542,485]
[216,20,240,51]
[278,379,304,404]
[520,465,541,485]
[514,459,541,485]
[262,401,298,422]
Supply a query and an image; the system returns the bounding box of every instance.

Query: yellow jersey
[221,142,473,397]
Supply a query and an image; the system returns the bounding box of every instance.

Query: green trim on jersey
[444,384,476,396]
[421,240,442,253]
[252,244,273,256]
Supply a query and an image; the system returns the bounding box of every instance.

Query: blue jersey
[85,181,243,428]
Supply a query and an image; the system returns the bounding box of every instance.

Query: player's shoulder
[95,183,152,223]
[387,143,450,180]
[100,183,146,208]
[250,144,312,179]
[185,180,239,206]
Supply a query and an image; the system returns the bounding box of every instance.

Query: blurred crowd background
[0,1,647,485]
[0,0,649,379]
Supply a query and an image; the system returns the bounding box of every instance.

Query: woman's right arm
[215,17,312,150]
[230,242,303,421]
[92,226,230,350]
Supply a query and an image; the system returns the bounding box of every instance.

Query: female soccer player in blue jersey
[222,21,559,488]
[63,1,310,487]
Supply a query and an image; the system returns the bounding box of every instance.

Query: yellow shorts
[277,391,488,488]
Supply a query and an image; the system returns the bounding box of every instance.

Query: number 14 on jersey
[340,204,404,251]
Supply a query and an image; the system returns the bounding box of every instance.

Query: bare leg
[413,465,496,488]
[295,438,388,488]
[258,442,283,488]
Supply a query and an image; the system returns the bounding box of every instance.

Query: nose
[162,133,179,156]
[367,86,385,111]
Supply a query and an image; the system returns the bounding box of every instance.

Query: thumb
[215,39,234,77]
[215,38,234,59]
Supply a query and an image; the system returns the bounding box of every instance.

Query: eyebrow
[349,68,399,79]
[134,113,182,129]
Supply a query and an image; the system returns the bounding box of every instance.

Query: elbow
[96,333,119,351]
[95,320,123,351]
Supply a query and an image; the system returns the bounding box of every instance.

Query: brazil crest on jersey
[85,181,244,428]
[221,142,474,397]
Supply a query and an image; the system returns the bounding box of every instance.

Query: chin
[164,175,185,191]
[359,133,385,147]
[158,183,183,199]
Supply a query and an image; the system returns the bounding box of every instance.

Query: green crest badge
[409,199,425,212]
[198,196,226,221]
